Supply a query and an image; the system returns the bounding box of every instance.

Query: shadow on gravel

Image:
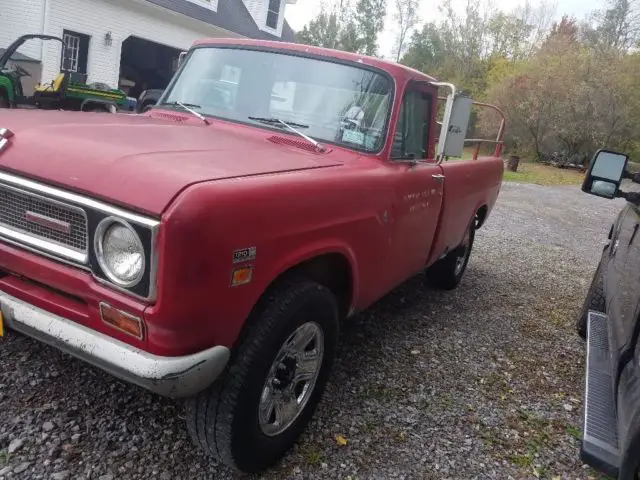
[0,267,501,480]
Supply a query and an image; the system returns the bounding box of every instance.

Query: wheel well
[285,253,353,319]
[231,253,353,353]
[475,205,488,229]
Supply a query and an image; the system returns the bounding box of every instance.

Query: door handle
[432,174,445,183]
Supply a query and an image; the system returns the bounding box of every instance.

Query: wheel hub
[273,356,297,390]
[258,322,325,437]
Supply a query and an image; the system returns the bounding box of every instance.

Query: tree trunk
[507,155,520,172]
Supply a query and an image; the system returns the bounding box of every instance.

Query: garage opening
[119,36,182,100]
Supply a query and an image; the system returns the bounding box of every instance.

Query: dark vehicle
[136,88,163,113]
[0,34,126,112]
[578,149,640,479]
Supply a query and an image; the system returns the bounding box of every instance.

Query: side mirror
[581,149,629,199]
[437,93,472,159]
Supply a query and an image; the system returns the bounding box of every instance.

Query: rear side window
[391,89,431,160]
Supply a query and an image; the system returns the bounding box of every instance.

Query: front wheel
[186,278,339,473]
[426,223,475,290]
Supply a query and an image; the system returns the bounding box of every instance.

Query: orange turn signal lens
[100,303,144,340]
[231,267,253,287]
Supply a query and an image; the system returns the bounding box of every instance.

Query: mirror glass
[590,180,617,198]
[592,151,627,182]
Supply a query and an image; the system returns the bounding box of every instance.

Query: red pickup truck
[0,39,504,472]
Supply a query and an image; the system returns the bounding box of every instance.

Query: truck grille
[0,183,88,256]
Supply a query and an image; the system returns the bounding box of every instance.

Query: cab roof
[191,38,438,86]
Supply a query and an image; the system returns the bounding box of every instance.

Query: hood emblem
[0,128,14,153]
[25,211,72,234]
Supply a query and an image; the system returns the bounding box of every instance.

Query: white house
[0,0,297,96]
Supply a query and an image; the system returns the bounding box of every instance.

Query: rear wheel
[426,223,475,290]
[185,278,339,473]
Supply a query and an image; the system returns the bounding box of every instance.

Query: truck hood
[0,110,344,215]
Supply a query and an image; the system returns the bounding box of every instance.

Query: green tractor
[0,34,128,112]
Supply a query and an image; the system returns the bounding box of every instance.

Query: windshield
[161,47,393,152]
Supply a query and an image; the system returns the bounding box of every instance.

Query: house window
[266,0,280,29]
[61,30,90,74]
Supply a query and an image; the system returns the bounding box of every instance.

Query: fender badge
[233,247,256,264]
[0,128,14,153]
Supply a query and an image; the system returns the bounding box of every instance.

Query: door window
[391,88,431,160]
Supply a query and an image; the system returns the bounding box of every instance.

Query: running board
[581,311,620,478]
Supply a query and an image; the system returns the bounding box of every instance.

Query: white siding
[41,0,238,88]
[242,0,285,38]
[186,0,218,10]
[0,0,45,61]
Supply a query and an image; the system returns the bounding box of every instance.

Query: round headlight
[95,218,145,288]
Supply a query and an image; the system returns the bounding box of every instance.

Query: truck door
[386,81,444,283]
[607,204,640,374]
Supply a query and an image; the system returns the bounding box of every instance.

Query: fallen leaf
[335,435,347,446]
[552,476,561,480]
[532,466,541,478]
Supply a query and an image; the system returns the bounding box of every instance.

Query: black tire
[186,278,339,473]
[577,260,606,339]
[426,223,475,290]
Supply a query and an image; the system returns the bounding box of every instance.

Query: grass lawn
[503,162,585,186]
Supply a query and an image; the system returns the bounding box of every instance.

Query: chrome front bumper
[0,290,230,398]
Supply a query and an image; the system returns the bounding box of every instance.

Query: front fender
[262,239,360,314]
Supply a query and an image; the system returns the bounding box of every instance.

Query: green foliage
[295,0,386,55]
[295,0,640,161]
[354,0,387,56]
[296,10,342,49]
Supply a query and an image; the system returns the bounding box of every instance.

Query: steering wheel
[13,64,31,78]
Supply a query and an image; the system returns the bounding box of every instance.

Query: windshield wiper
[248,117,325,152]
[248,117,309,129]
[158,101,210,125]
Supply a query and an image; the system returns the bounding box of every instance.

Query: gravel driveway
[0,182,626,480]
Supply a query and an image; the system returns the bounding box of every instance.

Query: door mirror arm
[625,171,640,184]
[618,190,640,204]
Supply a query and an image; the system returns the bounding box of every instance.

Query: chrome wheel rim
[259,322,325,437]
[454,230,471,276]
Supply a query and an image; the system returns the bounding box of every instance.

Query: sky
[285,0,605,58]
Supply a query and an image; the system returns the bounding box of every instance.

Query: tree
[393,0,420,61]
[354,0,387,56]
[401,23,449,75]
[296,10,342,49]
[296,0,386,55]
[594,0,640,51]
